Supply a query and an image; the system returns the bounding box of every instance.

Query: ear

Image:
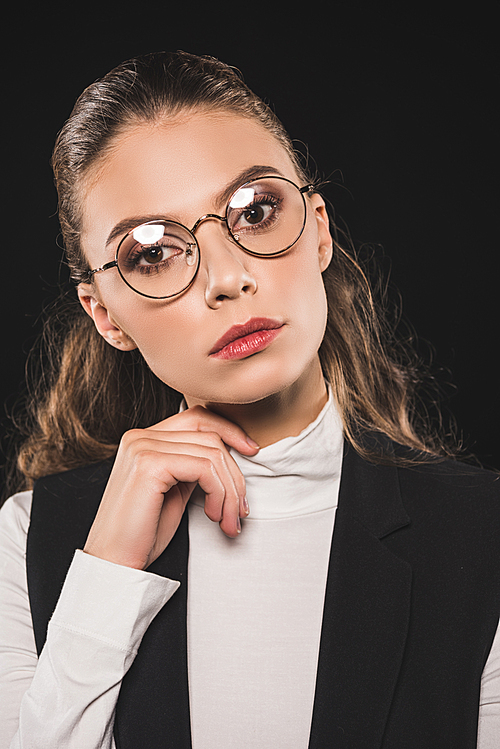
[310,193,334,272]
[77,283,137,351]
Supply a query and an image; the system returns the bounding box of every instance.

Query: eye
[239,202,274,226]
[229,195,280,235]
[138,244,168,265]
[134,241,181,266]
[119,227,194,275]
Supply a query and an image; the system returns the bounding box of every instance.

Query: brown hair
[9,50,460,494]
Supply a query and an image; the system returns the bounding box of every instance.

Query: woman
[0,51,499,748]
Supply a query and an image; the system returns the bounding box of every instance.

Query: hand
[83,405,259,570]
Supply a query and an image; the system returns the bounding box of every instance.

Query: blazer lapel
[309,442,412,749]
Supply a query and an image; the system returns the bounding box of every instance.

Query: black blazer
[26,441,500,748]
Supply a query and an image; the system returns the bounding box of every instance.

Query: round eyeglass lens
[226,177,307,255]
[116,221,199,298]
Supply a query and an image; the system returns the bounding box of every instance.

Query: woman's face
[78,111,333,406]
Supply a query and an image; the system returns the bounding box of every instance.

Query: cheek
[126,319,198,393]
[124,308,195,362]
[273,245,329,332]
[104,292,194,365]
[294,275,329,351]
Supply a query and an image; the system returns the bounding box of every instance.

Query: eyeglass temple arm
[85,260,118,281]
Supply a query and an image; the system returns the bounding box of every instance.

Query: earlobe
[77,284,137,351]
[318,243,333,272]
[77,283,98,320]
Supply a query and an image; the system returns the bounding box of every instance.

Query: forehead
[81,112,298,262]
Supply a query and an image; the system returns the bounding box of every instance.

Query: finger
[128,430,248,509]
[219,492,242,538]
[161,440,243,524]
[148,481,197,566]
[121,434,244,518]
[139,451,230,521]
[149,447,242,538]
[149,405,260,456]
[189,456,241,537]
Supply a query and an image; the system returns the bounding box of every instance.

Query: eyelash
[231,194,282,233]
[123,245,180,274]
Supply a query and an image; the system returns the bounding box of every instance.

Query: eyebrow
[215,165,282,212]
[104,165,283,249]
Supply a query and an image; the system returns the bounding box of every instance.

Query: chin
[182,351,320,407]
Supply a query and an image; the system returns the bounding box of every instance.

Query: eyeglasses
[85,176,314,299]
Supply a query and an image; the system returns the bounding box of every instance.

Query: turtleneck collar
[188,385,344,520]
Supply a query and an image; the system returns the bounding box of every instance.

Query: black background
[1,2,499,479]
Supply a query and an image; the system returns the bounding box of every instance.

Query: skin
[77,111,333,569]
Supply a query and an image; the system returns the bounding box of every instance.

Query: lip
[209,317,284,360]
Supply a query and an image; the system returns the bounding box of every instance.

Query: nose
[194,217,258,309]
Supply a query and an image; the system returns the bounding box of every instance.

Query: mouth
[209,317,284,360]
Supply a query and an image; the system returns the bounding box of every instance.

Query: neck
[184,359,328,447]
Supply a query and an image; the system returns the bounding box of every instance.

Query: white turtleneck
[187,389,344,747]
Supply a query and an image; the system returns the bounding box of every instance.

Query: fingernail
[237,517,242,533]
[242,496,250,516]
[246,437,260,449]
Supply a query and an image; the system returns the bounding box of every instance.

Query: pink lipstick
[210,318,283,360]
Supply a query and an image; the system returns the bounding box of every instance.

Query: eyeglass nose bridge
[190,212,228,237]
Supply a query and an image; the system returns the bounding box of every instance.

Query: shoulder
[345,434,500,531]
[392,458,500,561]
[352,434,500,554]
[33,459,114,499]
[363,431,500,506]
[28,460,115,554]
[31,460,114,516]
[396,456,500,507]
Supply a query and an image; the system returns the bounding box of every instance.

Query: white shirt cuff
[49,549,180,655]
